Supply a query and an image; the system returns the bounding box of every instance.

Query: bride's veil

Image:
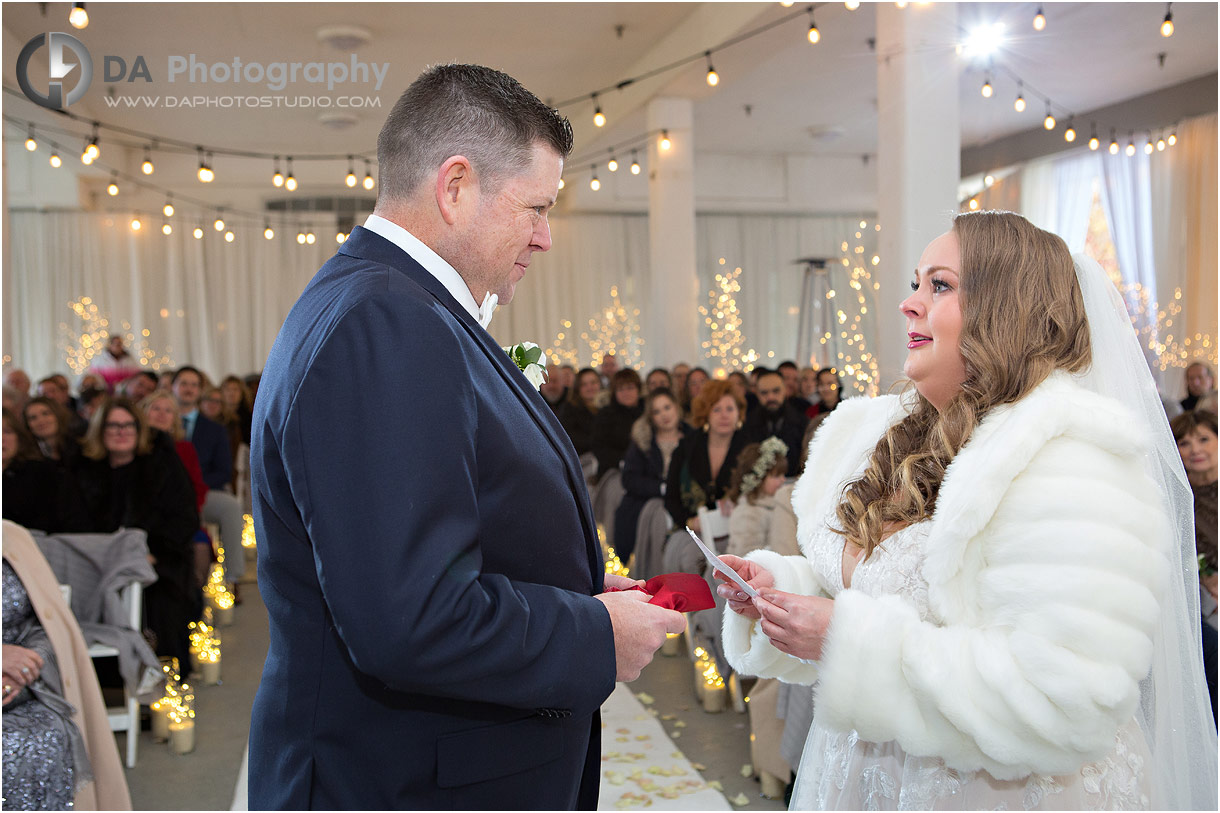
[1072,252,1218,810]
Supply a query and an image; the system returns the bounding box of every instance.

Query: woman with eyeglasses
[75,398,199,667]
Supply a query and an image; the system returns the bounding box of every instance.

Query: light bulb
[630,159,641,175]
[659,131,671,151]
[296,233,306,245]
[1161,10,1174,37]
[1064,125,1076,142]
[193,227,204,239]
[49,152,61,167]
[1033,7,1046,30]
[1089,135,1100,151]
[80,151,93,165]
[198,164,214,183]
[968,198,980,211]
[285,176,298,191]
[362,173,375,190]
[981,80,992,98]
[1168,132,1177,146]
[163,202,174,217]
[214,218,225,231]
[1144,138,1154,155]
[142,158,154,175]
[1043,112,1056,130]
[69,3,88,29]
[593,108,606,128]
[607,156,618,172]
[845,0,859,9]
[345,172,357,188]
[107,182,119,196]
[1109,139,1119,155]
[1156,137,1166,151]
[264,227,275,240]
[272,170,284,188]
[336,232,346,244]
[224,231,235,243]
[706,66,719,86]
[162,223,173,235]
[130,218,142,231]
[1125,140,1136,157]
[306,232,316,245]
[808,23,820,44]
[85,140,100,160]
[25,135,36,152]
[984,174,994,187]
[590,175,600,192]
[1014,94,1026,112]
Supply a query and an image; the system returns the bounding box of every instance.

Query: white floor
[229,684,729,811]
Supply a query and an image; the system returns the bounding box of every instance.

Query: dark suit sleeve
[286,294,614,714]
[196,419,233,490]
[664,439,690,527]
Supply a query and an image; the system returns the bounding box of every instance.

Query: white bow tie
[477,292,498,329]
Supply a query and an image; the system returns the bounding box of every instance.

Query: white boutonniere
[504,341,548,390]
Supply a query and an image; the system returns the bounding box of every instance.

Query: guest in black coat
[614,389,691,560]
[664,380,748,535]
[742,370,808,476]
[74,398,200,667]
[2,409,88,534]
[558,367,602,457]
[592,369,644,482]
[22,397,81,469]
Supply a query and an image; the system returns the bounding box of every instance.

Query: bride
[716,210,1216,809]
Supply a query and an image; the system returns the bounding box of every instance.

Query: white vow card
[686,527,760,599]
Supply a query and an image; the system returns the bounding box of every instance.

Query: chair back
[631,498,671,580]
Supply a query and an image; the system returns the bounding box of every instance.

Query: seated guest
[4,369,31,400]
[173,367,245,588]
[598,352,619,388]
[683,367,710,414]
[592,369,644,482]
[75,399,199,667]
[776,361,811,414]
[3,384,28,415]
[805,368,842,419]
[1183,362,1217,413]
[670,363,691,403]
[22,396,81,467]
[742,370,807,476]
[86,336,140,394]
[2,410,87,534]
[558,367,602,457]
[614,389,690,562]
[728,371,758,417]
[3,521,132,810]
[220,375,254,447]
[538,364,567,415]
[664,379,748,537]
[798,366,819,405]
[76,386,107,424]
[200,385,243,476]
[117,371,158,404]
[156,370,175,392]
[725,438,789,558]
[644,368,672,394]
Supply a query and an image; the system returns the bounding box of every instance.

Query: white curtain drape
[1018,150,1098,252]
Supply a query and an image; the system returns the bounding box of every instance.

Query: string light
[699,264,759,371]
[362,159,375,190]
[130,216,142,231]
[296,231,306,245]
[607,152,618,172]
[981,76,993,98]
[69,2,88,29]
[197,148,214,183]
[1144,135,1154,155]
[107,173,119,196]
[1088,122,1100,151]
[345,155,357,188]
[336,232,346,244]
[1014,84,1026,112]
[161,222,172,236]
[24,126,36,151]
[845,1,860,9]
[1063,119,1076,142]
[193,227,204,239]
[1109,128,1120,154]
[224,230,235,243]
[592,94,606,128]
[285,157,297,191]
[1161,3,1174,37]
[1156,135,1166,151]
[163,197,174,217]
[306,230,316,245]
[659,130,671,151]
[589,166,600,191]
[1168,130,1177,146]
[84,124,101,161]
[264,223,275,240]
[807,10,820,44]
[214,213,225,231]
[1125,133,1136,156]
[1033,5,1046,30]
[272,156,284,188]
[141,146,154,175]
[577,285,645,369]
[1043,103,1056,130]
[49,151,61,168]
[630,150,641,175]
[705,51,719,86]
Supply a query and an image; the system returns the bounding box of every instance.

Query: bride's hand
[714,554,774,620]
[752,588,834,661]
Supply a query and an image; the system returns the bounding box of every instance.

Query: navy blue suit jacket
[188,412,232,490]
[248,227,616,810]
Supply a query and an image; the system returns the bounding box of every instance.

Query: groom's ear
[435,155,476,226]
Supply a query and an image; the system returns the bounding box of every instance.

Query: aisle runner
[598,683,732,811]
[230,686,731,810]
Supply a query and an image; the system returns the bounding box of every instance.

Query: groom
[248,64,685,810]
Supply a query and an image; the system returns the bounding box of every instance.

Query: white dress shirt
[361,215,497,328]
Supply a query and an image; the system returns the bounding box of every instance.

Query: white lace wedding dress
[790,519,1152,811]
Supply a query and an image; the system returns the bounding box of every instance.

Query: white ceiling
[2,1,1216,212]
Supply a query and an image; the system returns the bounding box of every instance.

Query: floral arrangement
[504,341,547,390]
[738,436,789,498]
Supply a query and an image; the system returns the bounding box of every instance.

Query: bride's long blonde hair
[833,210,1093,557]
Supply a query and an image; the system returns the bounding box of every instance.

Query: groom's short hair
[376,64,573,202]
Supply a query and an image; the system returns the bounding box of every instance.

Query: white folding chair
[86,580,142,768]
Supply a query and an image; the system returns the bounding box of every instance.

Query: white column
[874,3,961,389]
[646,97,699,369]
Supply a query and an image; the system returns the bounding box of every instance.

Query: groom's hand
[595,591,686,682]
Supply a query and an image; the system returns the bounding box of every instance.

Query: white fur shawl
[722,371,1171,780]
